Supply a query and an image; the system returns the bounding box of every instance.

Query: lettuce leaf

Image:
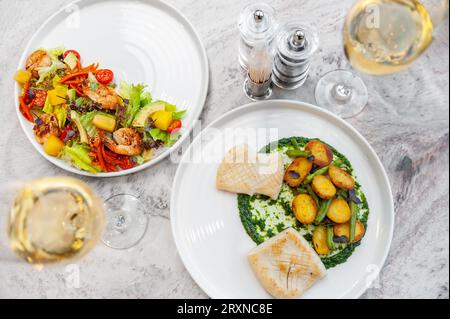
[54,105,67,128]
[118,81,132,99]
[133,155,145,165]
[125,84,146,127]
[148,128,166,142]
[147,128,180,147]
[62,143,100,174]
[166,132,181,147]
[70,111,88,144]
[164,102,177,112]
[140,91,152,107]
[36,54,66,85]
[47,47,66,59]
[118,81,156,126]
[172,110,187,120]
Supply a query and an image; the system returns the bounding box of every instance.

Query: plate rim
[14,0,209,177]
[170,99,395,299]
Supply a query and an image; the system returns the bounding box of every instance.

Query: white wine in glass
[315,0,448,118]
[343,0,443,75]
[8,177,105,264]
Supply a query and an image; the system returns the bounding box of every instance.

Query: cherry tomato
[34,90,47,108]
[95,69,114,85]
[167,119,182,133]
[63,50,81,60]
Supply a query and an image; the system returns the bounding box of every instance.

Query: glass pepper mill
[272,23,319,90]
[238,3,278,70]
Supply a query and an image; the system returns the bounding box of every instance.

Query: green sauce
[237,137,370,269]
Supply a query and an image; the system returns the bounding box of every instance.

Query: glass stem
[332,83,353,102]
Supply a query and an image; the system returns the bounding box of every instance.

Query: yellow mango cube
[48,87,67,105]
[93,114,116,132]
[15,70,32,85]
[151,111,173,131]
[43,135,65,157]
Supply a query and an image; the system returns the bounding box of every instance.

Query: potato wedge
[329,165,355,190]
[327,198,351,223]
[292,194,318,225]
[333,221,365,242]
[305,140,333,167]
[312,225,330,255]
[354,221,365,242]
[283,157,313,188]
[312,175,336,199]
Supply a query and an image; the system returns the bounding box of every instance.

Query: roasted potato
[329,165,355,190]
[312,175,336,199]
[284,157,313,187]
[292,194,318,225]
[327,198,351,223]
[354,221,366,242]
[305,140,333,167]
[313,225,330,255]
[333,221,365,242]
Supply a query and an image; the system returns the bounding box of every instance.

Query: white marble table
[0,0,448,299]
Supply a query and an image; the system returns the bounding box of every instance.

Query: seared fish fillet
[248,228,327,299]
[216,145,284,200]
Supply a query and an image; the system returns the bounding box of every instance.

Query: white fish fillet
[248,228,327,299]
[216,145,284,200]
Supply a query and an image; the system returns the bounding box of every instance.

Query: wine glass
[315,0,449,118]
[4,177,105,264]
[101,193,149,250]
[2,176,149,265]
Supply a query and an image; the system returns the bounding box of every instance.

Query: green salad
[16,47,186,173]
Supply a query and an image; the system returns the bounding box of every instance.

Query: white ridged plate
[171,100,394,299]
[15,0,208,176]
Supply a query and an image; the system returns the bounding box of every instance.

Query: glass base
[244,78,273,101]
[102,194,148,250]
[315,70,368,119]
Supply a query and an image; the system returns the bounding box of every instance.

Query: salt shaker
[238,3,278,70]
[272,24,319,90]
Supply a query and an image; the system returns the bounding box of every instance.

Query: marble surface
[0,0,448,299]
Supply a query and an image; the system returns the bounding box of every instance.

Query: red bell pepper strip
[167,120,182,133]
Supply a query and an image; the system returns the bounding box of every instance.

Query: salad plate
[170,100,394,299]
[14,0,208,176]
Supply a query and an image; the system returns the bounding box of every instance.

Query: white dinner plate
[171,100,394,299]
[15,0,208,177]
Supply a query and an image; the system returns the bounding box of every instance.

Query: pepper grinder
[238,3,278,70]
[272,24,319,90]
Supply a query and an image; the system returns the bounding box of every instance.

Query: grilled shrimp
[83,82,120,110]
[34,114,61,144]
[102,128,143,156]
[26,50,52,78]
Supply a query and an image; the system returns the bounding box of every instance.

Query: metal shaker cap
[276,23,319,64]
[238,3,278,44]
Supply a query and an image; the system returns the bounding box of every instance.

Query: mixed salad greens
[16,47,186,173]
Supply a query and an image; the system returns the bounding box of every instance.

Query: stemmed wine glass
[2,176,149,265]
[102,193,148,250]
[315,0,449,118]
